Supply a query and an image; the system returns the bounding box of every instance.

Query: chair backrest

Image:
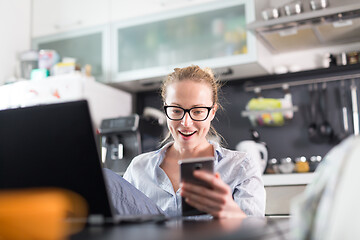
[290,135,360,240]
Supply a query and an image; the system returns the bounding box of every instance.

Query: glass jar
[295,156,310,173]
[266,158,280,174]
[279,157,295,174]
[309,155,322,172]
[347,51,359,65]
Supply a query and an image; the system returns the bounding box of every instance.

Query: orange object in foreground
[0,188,88,240]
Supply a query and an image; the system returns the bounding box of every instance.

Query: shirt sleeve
[123,160,133,182]
[231,153,266,217]
[103,168,165,216]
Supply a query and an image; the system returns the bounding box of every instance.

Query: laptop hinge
[88,214,105,225]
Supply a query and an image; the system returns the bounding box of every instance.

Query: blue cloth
[103,168,165,215]
[122,141,266,217]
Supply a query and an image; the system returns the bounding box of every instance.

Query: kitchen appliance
[247,2,360,52]
[99,115,141,176]
[99,114,164,175]
[236,140,268,174]
[19,50,38,79]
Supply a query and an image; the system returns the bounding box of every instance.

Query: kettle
[236,140,268,174]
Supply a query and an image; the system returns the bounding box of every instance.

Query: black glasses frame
[163,105,213,121]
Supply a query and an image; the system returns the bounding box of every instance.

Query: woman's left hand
[180,170,246,218]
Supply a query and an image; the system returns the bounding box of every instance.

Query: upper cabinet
[32,26,110,82]
[247,0,360,53]
[31,0,272,92]
[110,0,271,91]
[32,0,110,38]
[110,0,215,23]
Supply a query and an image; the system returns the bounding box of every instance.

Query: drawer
[265,185,306,216]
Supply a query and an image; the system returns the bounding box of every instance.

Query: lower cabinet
[262,173,314,216]
[265,185,306,216]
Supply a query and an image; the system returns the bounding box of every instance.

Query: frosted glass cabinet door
[113,0,254,82]
[32,26,109,82]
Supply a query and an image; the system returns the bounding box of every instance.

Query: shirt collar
[155,141,223,165]
[209,140,224,164]
[155,142,173,167]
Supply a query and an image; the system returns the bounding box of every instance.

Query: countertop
[262,172,315,186]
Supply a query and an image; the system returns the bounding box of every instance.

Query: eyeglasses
[164,105,213,121]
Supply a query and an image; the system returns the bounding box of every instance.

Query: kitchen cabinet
[262,173,315,216]
[110,0,215,23]
[31,0,273,91]
[32,0,110,38]
[32,26,110,82]
[110,0,272,92]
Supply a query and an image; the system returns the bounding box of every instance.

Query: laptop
[0,100,165,224]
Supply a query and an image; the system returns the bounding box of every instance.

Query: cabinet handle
[54,20,83,30]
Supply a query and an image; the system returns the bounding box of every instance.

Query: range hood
[247,2,360,53]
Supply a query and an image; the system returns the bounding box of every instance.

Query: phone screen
[178,157,215,216]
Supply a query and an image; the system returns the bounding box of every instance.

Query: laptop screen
[0,100,113,218]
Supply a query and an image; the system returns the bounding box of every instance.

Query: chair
[290,135,360,239]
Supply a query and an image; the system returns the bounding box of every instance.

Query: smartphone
[178,157,215,216]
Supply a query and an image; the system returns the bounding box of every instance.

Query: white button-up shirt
[123,141,266,217]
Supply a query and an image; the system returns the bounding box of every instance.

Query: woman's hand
[180,170,246,218]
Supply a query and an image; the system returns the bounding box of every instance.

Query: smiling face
[165,80,217,151]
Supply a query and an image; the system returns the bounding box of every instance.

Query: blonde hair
[160,65,224,145]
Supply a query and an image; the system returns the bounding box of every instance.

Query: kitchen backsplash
[135,64,360,160]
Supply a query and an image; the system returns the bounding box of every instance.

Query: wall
[0,0,31,84]
[135,64,360,160]
[271,42,360,73]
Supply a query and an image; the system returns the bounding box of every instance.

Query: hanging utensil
[318,82,334,142]
[350,80,359,136]
[335,81,350,141]
[340,80,349,134]
[307,84,322,143]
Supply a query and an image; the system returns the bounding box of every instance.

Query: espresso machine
[99,114,141,175]
[99,112,164,175]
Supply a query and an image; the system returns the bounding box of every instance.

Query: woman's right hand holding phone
[180,171,247,219]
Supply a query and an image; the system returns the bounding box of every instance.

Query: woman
[105,65,265,218]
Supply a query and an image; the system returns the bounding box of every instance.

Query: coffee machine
[99,114,141,175]
[19,50,38,79]
[99,113,164,175]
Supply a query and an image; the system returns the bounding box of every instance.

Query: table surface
[71,216,291,240]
